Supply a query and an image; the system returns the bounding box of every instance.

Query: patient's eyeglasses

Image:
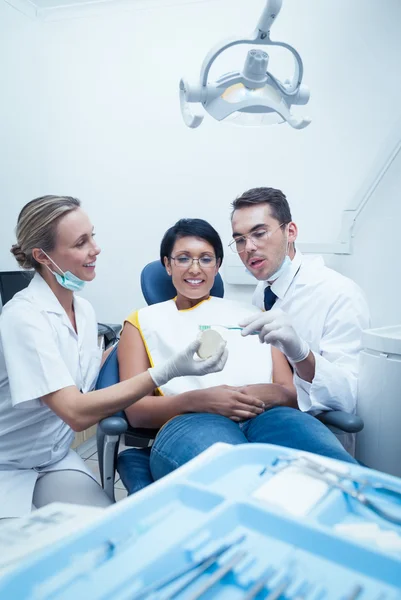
[170,255,217,269]
[229,223,287,254]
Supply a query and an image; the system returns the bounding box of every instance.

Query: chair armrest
[317,410,364,433]
[97,323,122,348]
[97,414,127,501]
[98,415,128,436]
[124,426,159,448]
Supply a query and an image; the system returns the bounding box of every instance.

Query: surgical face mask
[268,254,291,282]
[267,233,291,282]
[41,249,86,292]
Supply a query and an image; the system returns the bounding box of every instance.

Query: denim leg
[150,413,248,480]
[241,407,357,464]
[117,447,154,495]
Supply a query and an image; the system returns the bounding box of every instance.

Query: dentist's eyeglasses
[170,255,217,269]
[229,223,286,254]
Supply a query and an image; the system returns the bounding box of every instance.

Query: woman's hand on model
[148,339,228,388]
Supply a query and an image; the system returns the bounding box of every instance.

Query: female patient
[117,218,354,494]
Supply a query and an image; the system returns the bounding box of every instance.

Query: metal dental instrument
[131,535,246,600]
[300,466,401,526]
[292,580,314,600]
[264,575,293,600]
[242,567,276,600]
[343,583,364,600]
[158,553,225,600]
[261,455,401,526]
[185,549,248,600]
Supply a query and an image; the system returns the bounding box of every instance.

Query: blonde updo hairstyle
[11,195,81,270]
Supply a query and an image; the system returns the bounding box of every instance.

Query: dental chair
[96,261,363,501]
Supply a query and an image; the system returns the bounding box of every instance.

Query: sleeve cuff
[293,372,313,411]
[294,352,356,413]
[294,352,346,413]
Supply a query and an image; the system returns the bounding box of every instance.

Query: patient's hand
[192,385,265,422]
[237,383,298,410]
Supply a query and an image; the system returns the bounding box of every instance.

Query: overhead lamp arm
[199,0,303,94]
[256,0,283,35]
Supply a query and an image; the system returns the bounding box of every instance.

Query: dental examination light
[179,0,310,129]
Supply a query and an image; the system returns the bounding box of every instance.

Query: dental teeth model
[197,329,224,359]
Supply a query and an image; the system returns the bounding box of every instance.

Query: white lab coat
[0,273,103,518]
[252,251,371,416]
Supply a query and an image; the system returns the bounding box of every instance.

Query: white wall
[0,3,46,236]
[330,150,401,328]
[1,0,401,325]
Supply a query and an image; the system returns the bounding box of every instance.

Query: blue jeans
[118,407,357,494]
[118,447,153,495]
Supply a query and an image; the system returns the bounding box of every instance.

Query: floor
[77,437,129,502]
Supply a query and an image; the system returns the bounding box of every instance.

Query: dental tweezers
[242,568,276,600]
[263,455,401,526]
[302,464,401,526]
[131,536,245,600]
[342,584,363,600]
[156,552,228,599]
[185,549,248,600]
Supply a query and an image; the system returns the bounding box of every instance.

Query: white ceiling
[4,0,208,20]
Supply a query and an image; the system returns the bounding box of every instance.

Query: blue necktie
[264,286,277,311]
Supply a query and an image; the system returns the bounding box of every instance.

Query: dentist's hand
[148,339,228,387]
[240,309,310,363]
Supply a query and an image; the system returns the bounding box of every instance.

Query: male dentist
[231,187,370,450]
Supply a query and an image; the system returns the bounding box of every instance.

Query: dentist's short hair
[11,195,80,270]
[231,187,292,224]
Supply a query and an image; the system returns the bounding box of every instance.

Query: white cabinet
[356,325,401,477]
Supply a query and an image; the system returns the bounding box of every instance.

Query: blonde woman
[0,196,227,520]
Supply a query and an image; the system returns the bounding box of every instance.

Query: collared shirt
[0,273,102,517]
[252,251,371,415]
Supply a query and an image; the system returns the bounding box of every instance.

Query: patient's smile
[184,278,204,287]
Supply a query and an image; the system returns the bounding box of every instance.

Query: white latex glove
[240,308,310,363]
[148,338,228,388]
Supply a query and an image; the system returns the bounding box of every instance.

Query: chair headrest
[141,261,224,306]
